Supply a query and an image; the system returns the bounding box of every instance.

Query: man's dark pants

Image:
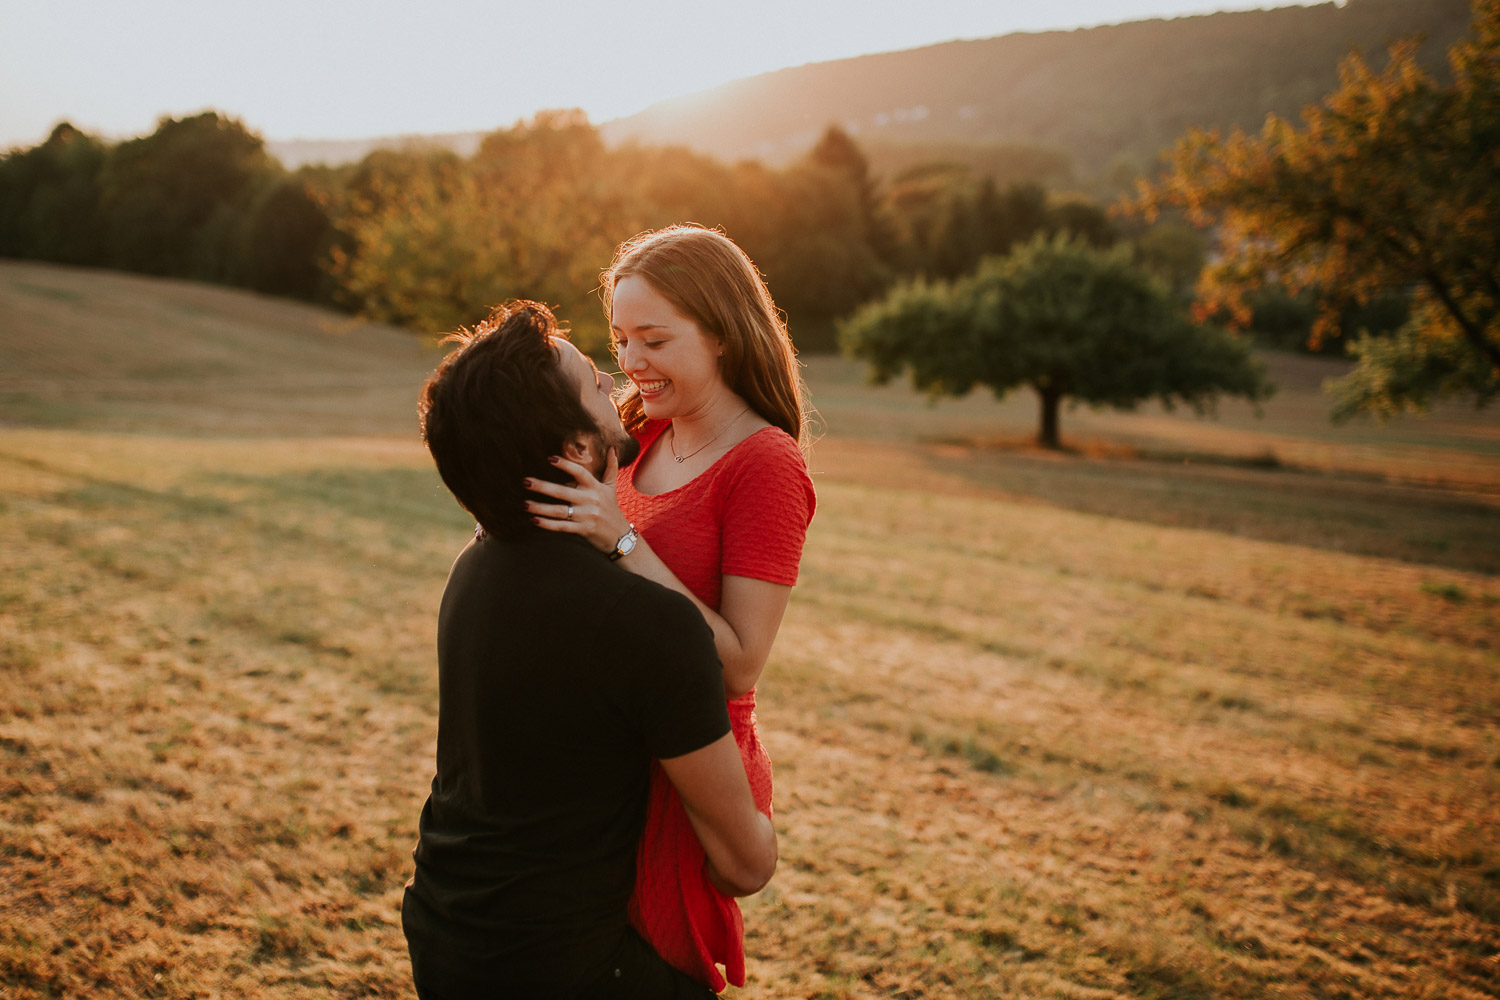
[405,916,718,1000]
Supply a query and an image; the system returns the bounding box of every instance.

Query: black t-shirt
[402,530,729,990]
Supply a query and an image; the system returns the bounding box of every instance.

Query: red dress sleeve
[719,430,816,586]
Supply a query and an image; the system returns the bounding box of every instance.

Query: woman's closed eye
[615,334,664,350]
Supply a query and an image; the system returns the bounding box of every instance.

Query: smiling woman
[524,225,816,991]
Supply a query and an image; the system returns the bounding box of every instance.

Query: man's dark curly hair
[418,301,599,537]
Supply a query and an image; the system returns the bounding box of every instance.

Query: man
[402,301,776,998]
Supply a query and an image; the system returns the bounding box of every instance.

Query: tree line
[0,109,1136,352]
[2,105,1410,361]
[0,114,329,302]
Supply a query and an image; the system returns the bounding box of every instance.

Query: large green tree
[1131,0,1500,418]
[840,234,1271,448]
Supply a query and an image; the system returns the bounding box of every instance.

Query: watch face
[612,528,638,560]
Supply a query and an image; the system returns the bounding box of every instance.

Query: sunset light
[3,0,1494,995]
[4,0,1326,147]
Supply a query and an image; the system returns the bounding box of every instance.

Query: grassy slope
[0,260,441,436]
[1,262,1497,998]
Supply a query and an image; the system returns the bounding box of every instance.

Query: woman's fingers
[532,515,583,534]
[549,454,598,487]
[524,476,574,502]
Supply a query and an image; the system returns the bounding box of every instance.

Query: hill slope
[600,0,1472,175]
[0,261,441,436]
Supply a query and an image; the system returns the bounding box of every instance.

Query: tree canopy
[0,123,108,266]
[1,114,1133,352]
[840,234,1271,448]
[1130,0,1500,418]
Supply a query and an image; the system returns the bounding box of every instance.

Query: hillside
[0,260,442,436]
[599,0,1472,177]
[262,3,1473,180]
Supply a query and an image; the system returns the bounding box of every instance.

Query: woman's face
[611,275,728,422]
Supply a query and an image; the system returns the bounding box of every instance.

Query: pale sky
[1,0,1324,149]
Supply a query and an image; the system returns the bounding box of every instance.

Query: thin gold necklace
[670,409,748,464]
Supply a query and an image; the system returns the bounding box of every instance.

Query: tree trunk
[1037,386,1062,449]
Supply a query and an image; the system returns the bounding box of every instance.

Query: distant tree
[326,146,477,331]
[883,164,1116,286]
[840,234,1271,448]
[807,125,898,264]
[883,163,970,276]
[0,122,109,264]
[611,141,742,236]
[100,112,274,279]
[329,111,633,344]
[236,175,333,300]
[1046,196,1116,248]
[862,139,1075,191]
[749,161,891,349]
[1235,285,1410,354]
[1131,219,1208,299]
[972,179,1050,260]
[1130,0,1500,418]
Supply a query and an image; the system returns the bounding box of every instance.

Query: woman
[525,225,815,990]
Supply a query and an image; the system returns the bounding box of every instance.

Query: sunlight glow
[0,0,1325,147]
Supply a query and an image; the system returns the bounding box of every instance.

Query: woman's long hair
[602,225,810,452]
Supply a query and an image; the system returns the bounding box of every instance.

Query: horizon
[1,0,1328,149]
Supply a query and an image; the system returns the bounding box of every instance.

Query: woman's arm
[524,450,789,698]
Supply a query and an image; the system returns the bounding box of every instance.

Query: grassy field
[2,261,1498,999]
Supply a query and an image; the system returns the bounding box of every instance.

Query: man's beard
[612,431,642,470]
[591,428,640,479]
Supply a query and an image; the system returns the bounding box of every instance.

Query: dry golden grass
[0,431,450,998]
[745,466,1499,999]
[2,263,1498,998]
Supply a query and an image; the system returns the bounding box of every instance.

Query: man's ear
[562,434,596,468]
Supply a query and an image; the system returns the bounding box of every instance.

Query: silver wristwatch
[608,525,640,562]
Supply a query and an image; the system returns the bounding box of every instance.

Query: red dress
[618,420,816,991]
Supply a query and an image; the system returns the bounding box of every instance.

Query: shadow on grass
[917,440,1500,576]
[211,466,472,536]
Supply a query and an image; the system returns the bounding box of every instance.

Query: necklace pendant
[674,455,686,463]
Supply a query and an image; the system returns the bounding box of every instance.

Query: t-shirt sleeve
[720,430,816,586]
[612,583,731,760]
